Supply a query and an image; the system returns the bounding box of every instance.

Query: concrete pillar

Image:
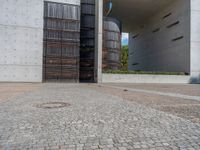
[190,0,200,83]
[94,0,103,83]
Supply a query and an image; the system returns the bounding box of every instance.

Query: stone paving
[93,84,200,124]
[0,83,200,150]
[0,83,41,103]
[105,83,200,97]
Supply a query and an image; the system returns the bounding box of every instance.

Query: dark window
[172,36,184,42]
[163,13,172,19]
[167,21,180,28]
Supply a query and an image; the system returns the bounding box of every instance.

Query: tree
[121,45,129,71]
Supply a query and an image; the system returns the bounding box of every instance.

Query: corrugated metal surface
[80,0,95,82]
[103,17,121,70]
[43,2,80,82]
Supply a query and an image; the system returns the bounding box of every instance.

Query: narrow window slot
[163,13,172,19]
[152,28,160,33]
[132,63,139,66]
[167,21,179,28]
[172,36,184,42]
[132,34,139,39]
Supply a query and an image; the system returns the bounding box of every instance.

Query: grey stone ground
[0,83,200,150]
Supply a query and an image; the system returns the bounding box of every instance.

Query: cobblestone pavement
[104,83,200,97]
[0,83,200,150]
[91,84,200,123]
[0,83,41,103]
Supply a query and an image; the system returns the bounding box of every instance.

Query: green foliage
[121,45,129,71]
[103,70,186,75]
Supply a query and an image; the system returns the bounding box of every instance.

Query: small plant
[103,70,186,75]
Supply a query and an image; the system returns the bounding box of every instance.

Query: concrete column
[190,0,200,83]
[94,0,103,83]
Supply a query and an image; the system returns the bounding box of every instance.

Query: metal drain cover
[35,102,71,109]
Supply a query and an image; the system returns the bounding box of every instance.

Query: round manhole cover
[35,102,71,109]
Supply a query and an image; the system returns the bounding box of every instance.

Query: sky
[121,33,129,46]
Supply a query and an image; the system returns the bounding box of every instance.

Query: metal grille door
[43,2,80,82]
[80,0,95,82]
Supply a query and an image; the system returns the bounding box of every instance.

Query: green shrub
[121,45,128,71]
[103,70,186,75]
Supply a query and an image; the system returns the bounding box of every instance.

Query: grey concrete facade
[128,0,190,74]
[0,0,44,82]
[109,0,200,83]
[0,0,199,83]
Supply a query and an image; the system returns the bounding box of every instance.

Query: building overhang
[104,0,175,32]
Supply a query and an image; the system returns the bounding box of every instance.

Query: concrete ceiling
[105,0,175,32]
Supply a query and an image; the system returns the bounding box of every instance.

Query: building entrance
[43,2,80,82]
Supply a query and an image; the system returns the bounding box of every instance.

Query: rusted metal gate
[80,0,95,82]
[103,17,121,70]
[43,2,80,82]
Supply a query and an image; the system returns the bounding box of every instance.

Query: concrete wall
[0,0,80,82]
[128,0,190,74]
[190,0,200,83]
[102,74,190,84]
[0,0,43,82]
